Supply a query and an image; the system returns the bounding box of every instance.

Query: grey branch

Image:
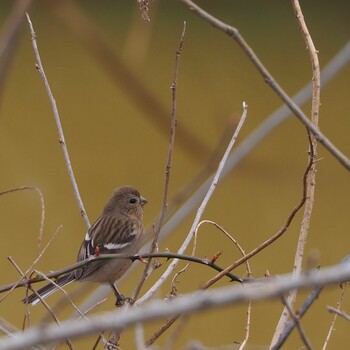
[1,261,350,350]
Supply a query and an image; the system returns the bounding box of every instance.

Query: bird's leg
[109,283,126,307]
[110,283,131,307]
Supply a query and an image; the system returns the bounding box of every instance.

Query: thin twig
[133,22,187,302]
[179,0,350,171]
[32,271,109,347]
[271,132,316,344]
[25,13,90,228]
[203,142,314,289]
[146,220,251,346]
[136,102,248,306]
[7,258,74,350]
[323,286,346,349]
[0,225,62,304]
[0,187,58,303]
[197,221,252,350]
[0,251,241,295]
[0,186,45,251]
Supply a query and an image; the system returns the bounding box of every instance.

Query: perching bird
[24,186,147,306]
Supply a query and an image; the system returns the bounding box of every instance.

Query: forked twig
[146,221,252,346]
[7,258,74,350]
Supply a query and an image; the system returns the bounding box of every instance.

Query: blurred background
[0,0,349,348]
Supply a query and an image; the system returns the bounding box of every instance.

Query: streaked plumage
[24,186,147,305]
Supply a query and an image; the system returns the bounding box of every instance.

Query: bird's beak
[140,196,148,206]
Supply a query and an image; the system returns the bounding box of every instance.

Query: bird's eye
[129,198,137,204]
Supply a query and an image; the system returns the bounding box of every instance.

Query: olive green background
[0,0,350,348]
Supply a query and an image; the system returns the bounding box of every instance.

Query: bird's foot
[115,294,134,307]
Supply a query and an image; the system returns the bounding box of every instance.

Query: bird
[23,186,147,306]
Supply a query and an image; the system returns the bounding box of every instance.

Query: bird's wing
[75,215,140,280]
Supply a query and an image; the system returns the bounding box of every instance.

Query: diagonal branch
[135,102,248,306]
[179,0,350,171]
[26,13,90,228]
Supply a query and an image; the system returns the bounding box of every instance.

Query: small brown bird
[24,186,147,306]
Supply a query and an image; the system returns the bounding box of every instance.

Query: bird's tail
[22,273,75,306]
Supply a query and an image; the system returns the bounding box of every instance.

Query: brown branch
[179,0,350,171]
[146,221,251,347]
[26,13,90,228]
[145,138,312,346]
[137,103,248,306]
[133,22,187,302]
[0,252,242,295]
[271,1,321,344]
[203,142,314,289]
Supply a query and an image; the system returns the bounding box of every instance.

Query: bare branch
[25,13,90,228]
[133,22,187,301]
[1,262,350,350]
[179,0,350,171]
[146,220,252,346]
[78,41,350,310]
[0,251,241,295]
[148,39,350,256]
[203,143,314,289]
[271,1,321,343]
[135,102,248,306]
[327,306,350,323]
